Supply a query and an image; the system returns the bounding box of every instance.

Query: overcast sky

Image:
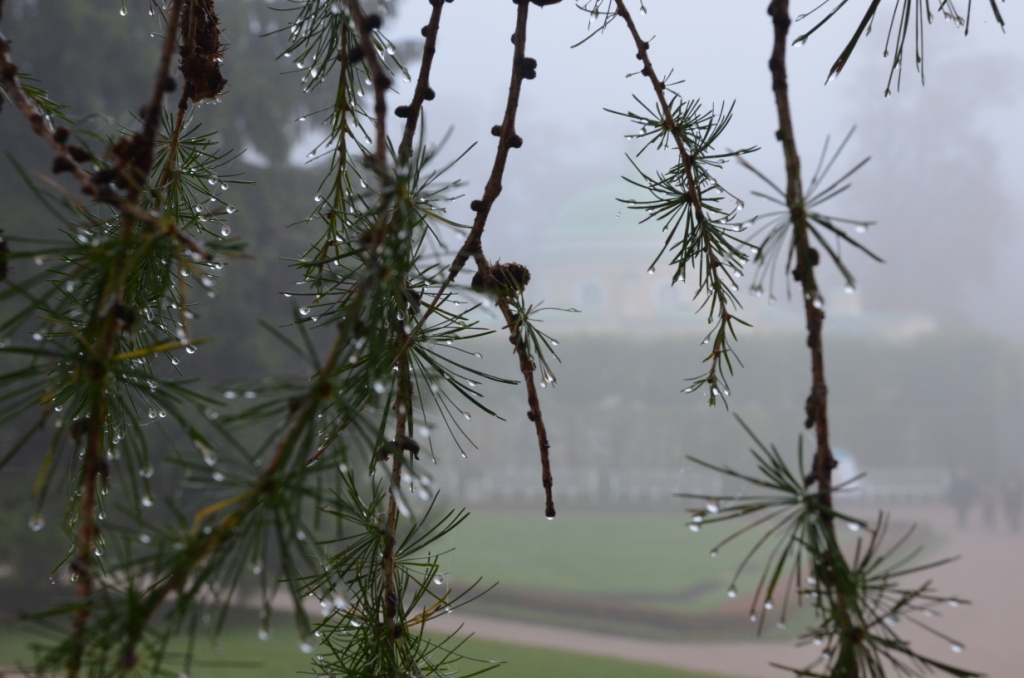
[341,1,1024,338]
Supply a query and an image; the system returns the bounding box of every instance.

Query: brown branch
[397,0,445,163]
[765,0,832,516]
[346,0,389,172]
[397,1,554,515]
[398,0,532,352]
[765,0,857,665]
[612,0,740,399]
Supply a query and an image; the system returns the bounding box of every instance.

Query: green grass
[433,510,759,610]
[0,628,730,678]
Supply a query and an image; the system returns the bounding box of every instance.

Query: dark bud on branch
[394,105,411,118]
[421,25,430,37]
[374,74,392,89]
[530,0,563,5]
[54,127,70,144]
[52,156,74,174]
[518,56,538,80]
[472,262,531,297]
[491,125,502,137]
[509,134,523,148]
[362,14,382,31]
[347,46,364,63]
[641,66,650,77]
[400,436,420,459]
[423,87,436,101]
[377,441,399,461]
[470,199,484,212]
[162,75,177,92]
[68,145,90,163]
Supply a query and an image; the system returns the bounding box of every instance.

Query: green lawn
[0,628,730,678]
[432,510,763,610]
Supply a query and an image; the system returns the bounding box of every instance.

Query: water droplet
[463,411,472,421]
[855,224,868,234]
[212,471,225,482]
[647,266,655,275]
[749,614,757,622]
[546,516,554,521]
[195,438,217,466]
[296,530,306,541]
[727,586,738,599]
[221,225,231,237]
[28,514,45,531]
[948,599,960,608]
[812,296,824,310]
[148,408,158,419]
[844,284,855,294]
[332,594,348,610]
[244,391,257,399]
[314,194,323,203]
[299,307,311,316]
[847,521,861,532]
[806,576,817,585]
[141,494,154,508]
[185,345,197,355]
[119,5,127,16]
[688,523,700,532]
[710,549,718,558]
[434,574,444,586]
[258,628,270,641]
[764,600,774,610]
[373,381,386,394]
[950,644,964,653]
[139,533,152,544]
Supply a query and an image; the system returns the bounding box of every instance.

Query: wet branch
[397,0,445,163]
[613,0,739,399]
[393,1,556,516]
[765,0,856,665]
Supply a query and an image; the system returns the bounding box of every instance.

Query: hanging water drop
[727,586,738,598]
[221,225,231,237]
[951,644,964,653]
[28,513,45,531]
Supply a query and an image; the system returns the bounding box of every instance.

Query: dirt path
[432,504,1023,678]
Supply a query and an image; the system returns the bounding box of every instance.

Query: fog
[2,1,1023,676]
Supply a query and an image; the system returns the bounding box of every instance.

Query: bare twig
[765,0,856,665]
[397,0,445,163]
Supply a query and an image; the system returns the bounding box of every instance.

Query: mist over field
[2,1,1023,676]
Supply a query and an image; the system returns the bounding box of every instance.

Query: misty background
[2,1,1024,675]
